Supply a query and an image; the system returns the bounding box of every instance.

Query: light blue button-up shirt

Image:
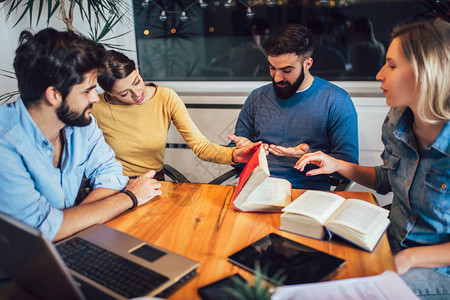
[374,107,450,276]
[0,99,129,240]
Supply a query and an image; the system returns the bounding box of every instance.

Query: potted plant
[0,0,131,104]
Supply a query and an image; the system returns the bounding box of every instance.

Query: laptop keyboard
[56,237,169,299]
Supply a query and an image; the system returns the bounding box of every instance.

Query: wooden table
[106,181,396,299]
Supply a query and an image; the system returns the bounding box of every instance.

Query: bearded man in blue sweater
[228,24,359,190]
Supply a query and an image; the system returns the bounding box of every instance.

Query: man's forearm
[53,192,133,241]
[79,187,121,205]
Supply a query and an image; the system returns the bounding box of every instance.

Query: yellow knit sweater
[92,85,235,177]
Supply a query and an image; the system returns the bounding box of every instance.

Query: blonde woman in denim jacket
[294,19,449,299]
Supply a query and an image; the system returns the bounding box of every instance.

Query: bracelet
[122,190,138,210]
[231,147,238,164]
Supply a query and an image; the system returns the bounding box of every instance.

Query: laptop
[0,212,199,299]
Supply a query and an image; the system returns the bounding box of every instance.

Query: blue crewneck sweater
[232,76,359,190]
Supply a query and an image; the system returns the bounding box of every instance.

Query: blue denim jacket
[0,99,129,240]
[374,107,450,276]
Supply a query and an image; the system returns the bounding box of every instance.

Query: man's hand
[227,134,253,148]
[268,143,310,158]
[125,170,162,206]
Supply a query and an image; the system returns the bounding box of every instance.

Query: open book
[280,190,390,252]
[232,144,291,212]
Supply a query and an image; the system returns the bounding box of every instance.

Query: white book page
[271,271,419,300]
[243,177,290,207]
[282,190,345,224]
[326,199,389,234]
[258,144,270,175]
[234,145,270,209]
[233,168,268,209]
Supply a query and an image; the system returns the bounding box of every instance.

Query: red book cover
[232,143,263,202]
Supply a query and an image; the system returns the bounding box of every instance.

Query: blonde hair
[392,19,450,123]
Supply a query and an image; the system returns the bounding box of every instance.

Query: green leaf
[47,1,59,25]
[6,0,21,18]
[220,263,287,300]
[3,0,131,55]
[26,0,33,26]
[86,12,131,51]
[99,30,130,42]
[36,0,44,25]
[11,1,32,27]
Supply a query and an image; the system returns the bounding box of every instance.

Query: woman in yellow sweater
[92,50,258,180]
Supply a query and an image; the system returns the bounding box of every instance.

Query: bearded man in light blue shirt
[0,28,162,242]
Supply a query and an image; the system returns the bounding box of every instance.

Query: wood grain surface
[106,182,396,299]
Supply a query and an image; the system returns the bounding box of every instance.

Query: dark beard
[272,67,305,99]
[56,101,92,127]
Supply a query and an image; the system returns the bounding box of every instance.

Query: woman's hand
[232,141,267,163]
[294,151,341,176]
[268,143,310,158]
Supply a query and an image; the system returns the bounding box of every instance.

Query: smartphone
[197,273,247,300]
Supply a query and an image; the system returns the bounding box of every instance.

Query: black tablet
[228,233,346,285]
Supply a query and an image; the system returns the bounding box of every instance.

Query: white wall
[0,1,137,101]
